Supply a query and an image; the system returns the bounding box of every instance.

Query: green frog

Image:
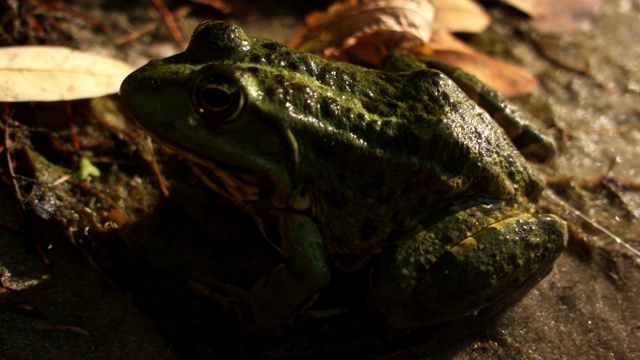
[119,20,567,337]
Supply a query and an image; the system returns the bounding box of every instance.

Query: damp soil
[1,1,639,359]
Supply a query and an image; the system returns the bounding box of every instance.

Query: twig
[542,189,640,263]
[545,175,640,189]
[0,298,45,317]
[2,114,25,212]
[152,0,183,42]
[114,21,157,46]
[146,136,170,197]
[36,323,91,336]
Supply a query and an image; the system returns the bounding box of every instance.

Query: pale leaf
[426,31,539,98]
[431,0,492,33]
[0,46,135,102]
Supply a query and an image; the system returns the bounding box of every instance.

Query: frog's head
[120,21,305,209]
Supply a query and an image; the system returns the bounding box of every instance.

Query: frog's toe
[512,124,557,163]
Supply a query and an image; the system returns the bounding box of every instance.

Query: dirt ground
[1,1,639,359]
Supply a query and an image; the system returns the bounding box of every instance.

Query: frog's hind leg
[367,212,567,331]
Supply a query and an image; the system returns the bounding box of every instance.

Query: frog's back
[272,63,545,205]
[237,39,541,202]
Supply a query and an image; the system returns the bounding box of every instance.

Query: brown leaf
[0,46,134,102]
[289,0,436,57]
[431,0,491,33]
[427,31,539,98]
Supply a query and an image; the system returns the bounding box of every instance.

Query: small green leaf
[74,157,101,181]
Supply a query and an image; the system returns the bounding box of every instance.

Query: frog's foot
[367,213,567,331]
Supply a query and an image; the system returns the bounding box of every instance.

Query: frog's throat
[144,133,255,199]
[197,123,302,210]
[147,131,298,210]
[196,152,297,210]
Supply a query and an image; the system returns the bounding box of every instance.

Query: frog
[119,20,568,337]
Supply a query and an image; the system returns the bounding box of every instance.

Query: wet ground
[1,1,639,359]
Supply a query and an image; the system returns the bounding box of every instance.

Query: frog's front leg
[192,211,331,337]
[367,204,567,331]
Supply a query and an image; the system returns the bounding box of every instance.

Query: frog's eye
[193,74,245,123]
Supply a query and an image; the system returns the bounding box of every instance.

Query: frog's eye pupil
[201,86,233,110]
[193,74,245,123]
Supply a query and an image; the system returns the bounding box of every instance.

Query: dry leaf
[290,0,436,58]
[0,46,135,102]
[431,0,491,33]
[427,31,539,98]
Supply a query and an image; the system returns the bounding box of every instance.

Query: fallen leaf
[0,46,135,102]
[431,0,491,33]
[290,0,436,58]
[427,31,539,98]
